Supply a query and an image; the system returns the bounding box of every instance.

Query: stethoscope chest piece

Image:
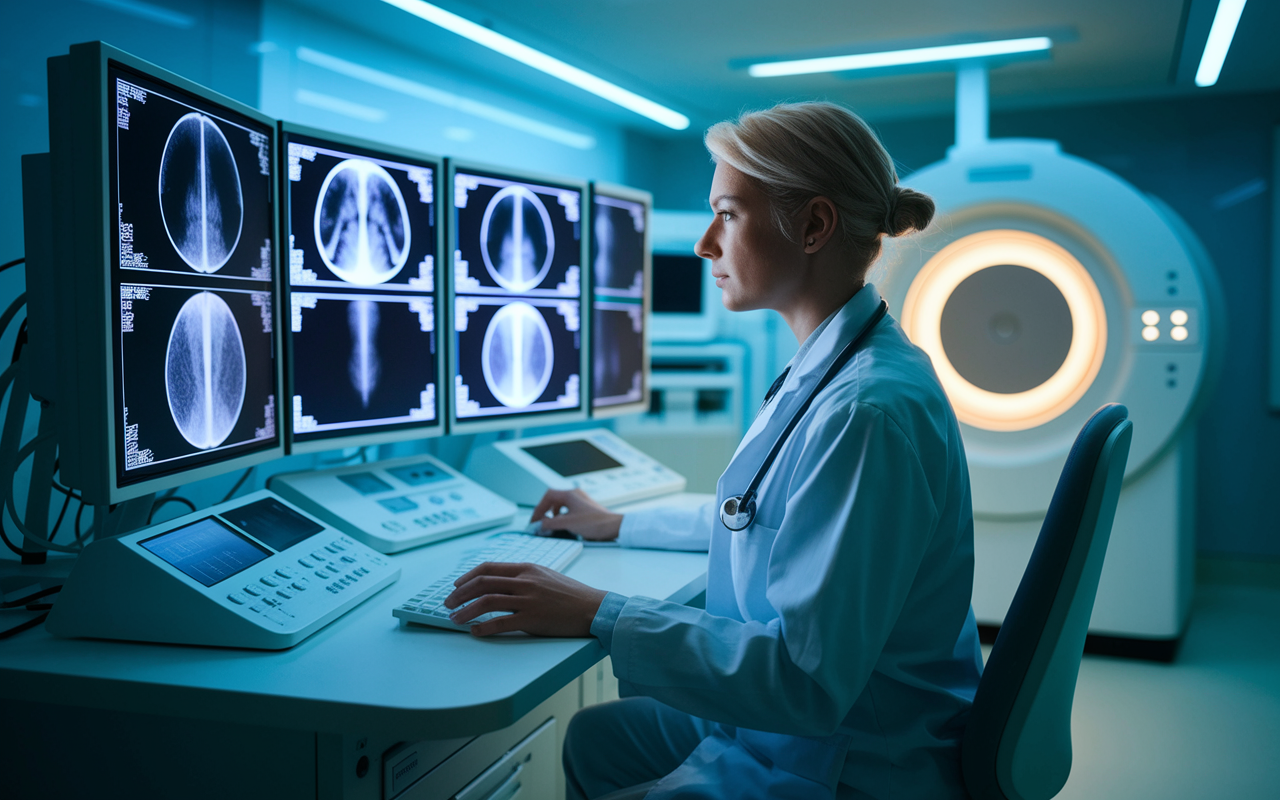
[720,495,756,532]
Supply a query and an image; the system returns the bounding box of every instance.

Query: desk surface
[0,494,711,739]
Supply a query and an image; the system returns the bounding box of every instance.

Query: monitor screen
[521,439,623,477]
[591,191,647,412]
[282,129,442,447]
[139,517,271,587]
[652,254,703,313]
[450,166,585,426]
[109,64,280,488]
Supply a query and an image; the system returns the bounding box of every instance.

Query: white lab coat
[590,285,984,799]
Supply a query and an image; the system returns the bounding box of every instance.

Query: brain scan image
[159,113,244,273]
[480,185,555,292]
[348,299,382,407]
[481,301,554,408]
[315,159,411,285]
[593,205,615,288]
[165,291,247,450]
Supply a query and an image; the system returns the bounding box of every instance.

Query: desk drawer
[454,719,556,800]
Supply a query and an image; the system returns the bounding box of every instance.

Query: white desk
[0,493,712,799]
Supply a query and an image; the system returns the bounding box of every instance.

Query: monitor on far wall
[446,160,589,434]
[279,123,445,453]
[34,41,286,506]
[650,253,717,342]
[589,182,650,418]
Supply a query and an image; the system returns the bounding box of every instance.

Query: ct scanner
[879,136,1224,647]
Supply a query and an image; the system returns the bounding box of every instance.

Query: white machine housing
[465,428,686,508]
[45,490,399,649]
[268,454,519,554]
[879,139,1223,642]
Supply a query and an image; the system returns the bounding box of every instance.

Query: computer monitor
[446,161,589,433]
[278,124,445,453]
[589,183,650,417]
[650,253,718,342]
[36,42,285,505]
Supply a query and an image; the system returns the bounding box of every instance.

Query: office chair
[961,403,1132,800]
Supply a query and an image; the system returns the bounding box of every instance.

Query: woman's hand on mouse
[445,562,608,638]
[530,488,623,542]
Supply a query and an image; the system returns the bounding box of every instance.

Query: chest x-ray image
[315,158,412,286]
[159,112,244,274]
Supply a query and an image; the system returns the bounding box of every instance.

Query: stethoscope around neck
[720,300,889,532]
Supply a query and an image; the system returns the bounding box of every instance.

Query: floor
[1049,557,1280,800]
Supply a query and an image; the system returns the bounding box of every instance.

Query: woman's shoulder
[826,318,959,450]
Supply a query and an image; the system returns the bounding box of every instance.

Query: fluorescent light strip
[1195,0,1248,87]
[296,47,596,150]
[378,0,689,130]
[80,0,195,29]
[748,37,1052,78]
[295,89,388,123]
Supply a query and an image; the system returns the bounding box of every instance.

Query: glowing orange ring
[902,230,1106,432]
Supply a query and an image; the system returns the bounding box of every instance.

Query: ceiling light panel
[748,37,1053,78]
[378,0,689,130]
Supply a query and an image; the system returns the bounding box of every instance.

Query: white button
[227,593,246,605]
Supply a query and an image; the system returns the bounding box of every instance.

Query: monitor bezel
[444,158,591,435]
[47,41,286,505]
[588,181,651,419]
[277,122,447,455]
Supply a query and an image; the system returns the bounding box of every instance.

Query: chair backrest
[962,403,1133,800]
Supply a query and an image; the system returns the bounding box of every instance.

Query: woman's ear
[801,196,838,253]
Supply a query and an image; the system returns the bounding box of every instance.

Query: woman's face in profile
[697,162,804,314]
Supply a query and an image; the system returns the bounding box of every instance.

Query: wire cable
[220,466,254,503]
[0,613,48,640]
[3,433,83,553]
[0,585,61,608]
[9,317,27,365]
[147,496,196,524]
[49,487,74,542]
[0,258,24,274]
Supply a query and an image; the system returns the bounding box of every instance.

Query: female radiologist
[445,101,984,800]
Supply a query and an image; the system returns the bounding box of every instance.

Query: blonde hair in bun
[705,101,935,273]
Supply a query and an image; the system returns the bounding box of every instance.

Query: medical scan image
[164,291,248,450]
[315,158,411,286]
[481,300,555,408]
[593,305,644,406]
[592,197,644,292]
[481,185,555,292]
[159,112,244,274]
[348,298,382,407]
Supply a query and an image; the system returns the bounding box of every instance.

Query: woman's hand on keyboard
[444,562,608,638]
[530,489,623,542]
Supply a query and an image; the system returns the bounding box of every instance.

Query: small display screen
[140,517,271,587]
[522,440,623,477]
[220,497,325,552]
[652,254,703,314]
[285,131,442,442]
[451,167,584,423]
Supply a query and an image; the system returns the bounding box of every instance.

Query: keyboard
[392,533,584,631]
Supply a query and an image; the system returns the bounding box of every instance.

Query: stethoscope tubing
[720,300,890,532]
